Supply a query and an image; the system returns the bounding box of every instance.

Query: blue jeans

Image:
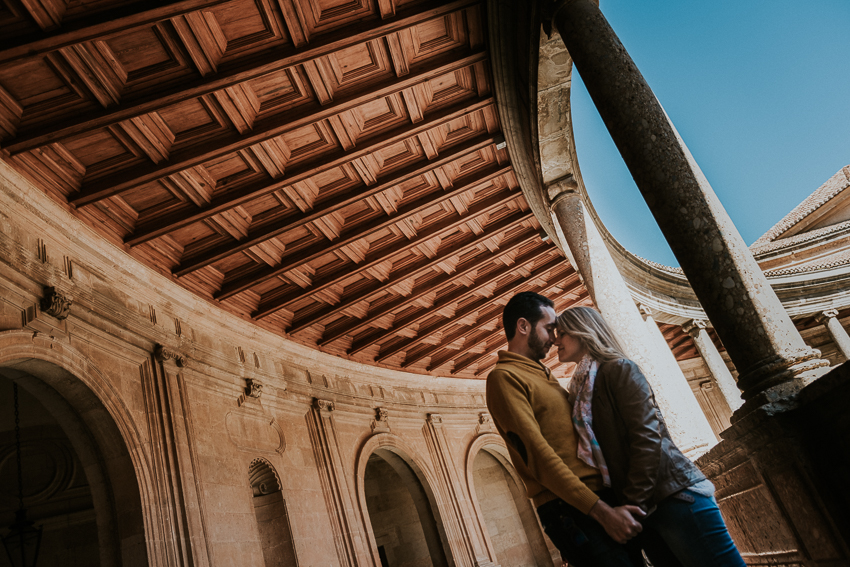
[641,490,746,567]
[537,492,643,567]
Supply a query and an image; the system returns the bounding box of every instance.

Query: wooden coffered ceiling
[0,0,594,378]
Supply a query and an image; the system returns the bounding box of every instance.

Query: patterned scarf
[569,355,611,487]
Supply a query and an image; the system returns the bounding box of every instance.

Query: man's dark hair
[502,292,555,341]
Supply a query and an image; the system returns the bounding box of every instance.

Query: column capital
[815,309,840,323]
[682,319,708,338]
[636,303,653,321]
[546,174,579,211]
[312,398,335,412]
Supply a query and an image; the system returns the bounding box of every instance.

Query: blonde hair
[556,307,630,364]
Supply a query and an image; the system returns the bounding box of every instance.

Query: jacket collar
[495,350,552,379]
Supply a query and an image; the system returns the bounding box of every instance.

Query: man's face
[526,306,557,361]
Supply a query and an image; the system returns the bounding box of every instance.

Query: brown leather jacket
[590,358,706,510]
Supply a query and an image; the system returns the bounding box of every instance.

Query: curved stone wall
[0,157,555,566]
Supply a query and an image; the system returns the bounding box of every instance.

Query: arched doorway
[0,343,149,567]
[361,446,450,567]
[468,439,553,567]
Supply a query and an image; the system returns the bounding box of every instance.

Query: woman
[554,306,746,567]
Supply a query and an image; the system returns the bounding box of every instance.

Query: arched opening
[249,458,298,566]
[0,349,149,567]
[364,449,449,567]
[471,445,552,567]
[0,377,99,566]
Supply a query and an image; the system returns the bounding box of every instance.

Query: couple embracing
[486,292,745,567]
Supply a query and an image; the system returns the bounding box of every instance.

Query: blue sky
[570,0,850,266]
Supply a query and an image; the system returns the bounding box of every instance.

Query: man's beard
[527,329,550,361]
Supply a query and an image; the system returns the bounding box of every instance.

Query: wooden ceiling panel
[292,0,375,39]
[209,0,285,53]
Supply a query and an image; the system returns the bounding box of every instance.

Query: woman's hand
[588,499,645,544]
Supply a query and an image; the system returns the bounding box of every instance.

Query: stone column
[683,319,743,411]
[816,309,850,359]
[551,0,827,409]
[550,186,716,455]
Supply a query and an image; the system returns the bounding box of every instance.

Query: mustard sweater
[486,350,602,514]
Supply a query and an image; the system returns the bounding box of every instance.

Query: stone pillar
[306,398,370,567]
[550,186,716,455]
[551,0,827,409]
[816,309,850,359]
[683,319,743,411]
[423,414,496,567]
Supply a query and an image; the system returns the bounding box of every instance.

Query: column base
[697,362,850,565]
[734,348,829,407]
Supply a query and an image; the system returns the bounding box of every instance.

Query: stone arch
[247,457,298,566]
[465,433,552,566]
[0,330,152,567]
[355,432,453,567]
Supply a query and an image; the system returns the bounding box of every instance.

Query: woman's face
[555,328,586,364]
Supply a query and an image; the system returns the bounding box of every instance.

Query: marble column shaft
[683,320,743,411]
[550,188,716,455]
[817,310,850,359]
[551,0,826,403]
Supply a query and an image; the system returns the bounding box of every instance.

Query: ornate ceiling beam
[67,50,487,206]
[422,273,583,371]
[129,101,496,247]
[275,208,532,327]
[214,164,511,299]
[374,251,563,362]
[0,0,230,65]
[175,138,506,278]
[3,0,478,150]
[321,231,539,347]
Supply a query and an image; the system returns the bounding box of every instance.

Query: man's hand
[587,499,645,544]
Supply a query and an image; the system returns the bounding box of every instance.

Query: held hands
[588,499,646,544]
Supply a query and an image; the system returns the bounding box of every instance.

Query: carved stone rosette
[154,344,187,367]
[40,286,72,320]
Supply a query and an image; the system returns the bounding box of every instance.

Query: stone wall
[0,159,553,566]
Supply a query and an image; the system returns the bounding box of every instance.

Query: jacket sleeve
[605,359,664,509]
[487,369,600,514]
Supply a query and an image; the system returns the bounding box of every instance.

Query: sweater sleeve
[607,359,664,509]
[487,369,600,514]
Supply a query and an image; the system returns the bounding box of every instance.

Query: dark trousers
[536,491,644,567]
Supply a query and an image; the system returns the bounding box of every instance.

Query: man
[485,291,644,566]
